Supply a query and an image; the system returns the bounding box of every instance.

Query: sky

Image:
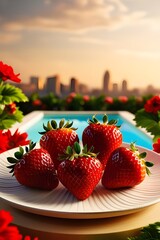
[0,0,160,90]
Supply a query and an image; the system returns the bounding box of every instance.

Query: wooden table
[1,199,160,240]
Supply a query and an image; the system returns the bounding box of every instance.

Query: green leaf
[14,151,23,159]
[66,146,73,155]
[108,119,118,125]
[0,83,28,104]
[134,109,160,138]
[66,121,73,128]
[63,120,70,128]
[146,161,154,167]
[51,120,57,129]
[0,108,24,129]
[7,157,17,164]
[92,115,98,123]
[47,121,52,130]
[59,119,65,128]
[19,146,24,155]
[25,146,29,152]
[139,152,147,159]
[103,114,108,123]
[0,119,16,129]
[127,222,160,240]
[29,141,36,150]
[82,144,88,154]
[74,142,81,154]
[43,123,48,131]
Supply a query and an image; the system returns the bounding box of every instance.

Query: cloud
[116,48,160,59]
[0,0,147,33]
[0,31,22,44]
[69,36,111,45]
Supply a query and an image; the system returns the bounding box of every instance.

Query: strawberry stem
[39,119,77,134]
[129,142,154,176]
[59,142,97,161]
[88,114,119,126]
[7,141,36,176]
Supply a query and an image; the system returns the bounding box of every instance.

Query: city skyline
[18,69,160,97]
[1,1,160,89]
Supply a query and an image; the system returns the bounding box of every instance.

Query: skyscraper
[70,77,79,93]
[122,79,128,94]
[30,76,40,91]
[103,70,111,95]
[46,75,61,96]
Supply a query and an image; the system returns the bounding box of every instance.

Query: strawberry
[39,119,79,169]
[102,143,154,189]
[57,142,103,200]
[82,114,122,169]
[7,142,59,190]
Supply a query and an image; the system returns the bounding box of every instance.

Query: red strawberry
[57,142,103,200]
[102,143,153,189]
[39,119,79,169]
[7,142,59,190]
[82,114,122,169]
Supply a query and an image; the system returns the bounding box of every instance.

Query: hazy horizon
[1,0,160,90]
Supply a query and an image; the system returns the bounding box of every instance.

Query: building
[121,79,128,95]
[103,70,111,95]
[45,75,61,96]
[70,77,79,93]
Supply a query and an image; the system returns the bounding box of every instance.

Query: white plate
[0,143,160,219]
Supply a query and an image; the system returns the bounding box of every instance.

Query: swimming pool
[11,111,152,150]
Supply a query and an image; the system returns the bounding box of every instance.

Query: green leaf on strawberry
[88,114,119,126]
[60,142,97,161]
[7,141,34,174]
[39,118,77,134]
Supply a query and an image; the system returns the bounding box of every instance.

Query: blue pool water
[26,113,152,150]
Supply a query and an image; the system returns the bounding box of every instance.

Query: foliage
[134,109,160,141]
[0,83,28,104]
[0,61,28,129]
[134,95,160,141]
[0,107,24,129]
[19,93,152,115]
[128,222,160,240]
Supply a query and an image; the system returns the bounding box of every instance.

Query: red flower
[69,92,76,98]
[3,129,30,150]
[4,103,17,115]
[66,92,77,103]
[0,225,22,240]
[104,96,113,104]
[83,95,90,102]
[118,96,128,103]
[153,138,160,153]
[0,61,21,83]
[24,237,39,240]
[144,95,160,114]
[0,210,38,240]
[0,210,22,240]
[0,210,13,232]
[0,130,9,153]
[66,97,73,103]
[32,99,42,106]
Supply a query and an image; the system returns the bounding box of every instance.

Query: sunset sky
[0,0,160,90]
